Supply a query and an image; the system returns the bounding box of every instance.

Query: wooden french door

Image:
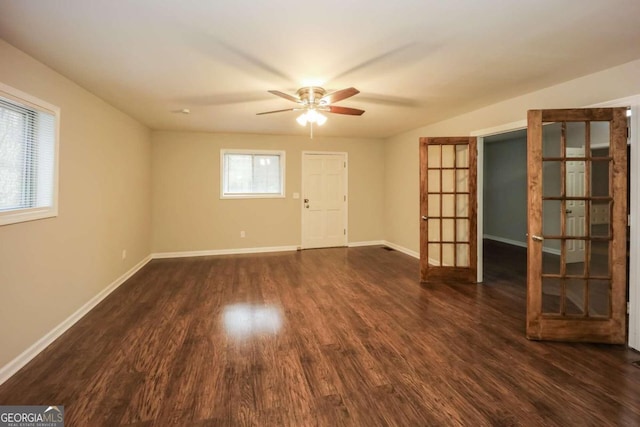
[526,108,628,343]
[419,137,477,283]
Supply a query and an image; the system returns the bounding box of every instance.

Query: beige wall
[384,59,640,253]
[151,131,385,253]
[0,41,152,368]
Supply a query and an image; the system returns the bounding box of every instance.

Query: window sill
[0,207,58,226]
[220,194,286,200]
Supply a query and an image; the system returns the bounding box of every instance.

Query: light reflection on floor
[222,304,283,338]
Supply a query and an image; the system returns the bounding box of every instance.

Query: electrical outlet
[121,249,127,260]
[240,231,245,238]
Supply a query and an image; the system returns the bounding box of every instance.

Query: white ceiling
[1,0,640,139]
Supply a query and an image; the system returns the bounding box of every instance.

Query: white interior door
[302,152,347,249]
[566,147,586,263]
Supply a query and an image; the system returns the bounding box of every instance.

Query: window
[0,83,59,225]
[221,149,285,198]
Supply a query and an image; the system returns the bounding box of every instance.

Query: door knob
[304,198,309,203]
[421,216,428,221]
[531,235,544,242]
[565,209,572,214]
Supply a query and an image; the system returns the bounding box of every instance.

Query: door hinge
[344,229,346,235]
[344,195,346,202]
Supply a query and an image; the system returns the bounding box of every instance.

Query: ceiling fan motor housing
[296,87,327,105]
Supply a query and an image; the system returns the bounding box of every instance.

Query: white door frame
[472,94,640,350]
[301,151,348,249]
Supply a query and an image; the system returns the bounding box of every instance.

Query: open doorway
[483,129,528,250]
[481,129,529,288]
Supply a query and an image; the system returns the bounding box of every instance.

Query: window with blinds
[221,150,285,198]
[0,84,58,225]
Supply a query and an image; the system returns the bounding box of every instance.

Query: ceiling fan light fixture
[296,110,327,126]
[315,112,327,126]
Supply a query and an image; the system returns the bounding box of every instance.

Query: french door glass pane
[442,244,454,266]
[542,161,562,197]
[565,279,586,315]
[456,219,469,241]
[455,145,469,168]
[588,280,610,317]
[442,219,454,242]
[542,200,561,235]
[442,145,455,168]
[456,194,468,216]
[542,251,561,275]
[542,122,562,157]
[455,169,468,192]
[428,170,440,192]
[442,194,454,217]
[429,219,440,241]
[442,170,455,192]
[456,244,469,267]
[428,145,440,168]
[428,194,440,217]
[591,160,610,197]
[429,243,441,266]
[589,240,610,276]
[542,277,561,314]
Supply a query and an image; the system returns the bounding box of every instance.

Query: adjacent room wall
[151,131,385,253]
[483,137,527,245]
[384,58,640,254]
[0,40,152,369]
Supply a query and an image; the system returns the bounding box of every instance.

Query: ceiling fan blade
[268,90,300,103]
[326,106,365,116]
[256,108,298,115]
[320,87,360,104]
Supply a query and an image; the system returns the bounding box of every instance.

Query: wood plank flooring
[1,241,639,426]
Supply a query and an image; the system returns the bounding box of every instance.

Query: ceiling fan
[257,86,365,137]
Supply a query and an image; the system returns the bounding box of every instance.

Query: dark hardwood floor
[1,242,639,426]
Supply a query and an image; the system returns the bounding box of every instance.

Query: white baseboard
[152,245,298,259]
[484,234,527,249]
[348,240,385,248]
[381,241,419,259]
[483,234,561,256]
[0,254,152,386]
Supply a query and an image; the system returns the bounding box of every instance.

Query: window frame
[0,82,60,226]
[220,149,286,199]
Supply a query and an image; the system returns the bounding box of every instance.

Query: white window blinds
[0,85,58,225]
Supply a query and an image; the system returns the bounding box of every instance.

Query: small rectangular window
[221,149,285,198]
[0,83,59,226]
